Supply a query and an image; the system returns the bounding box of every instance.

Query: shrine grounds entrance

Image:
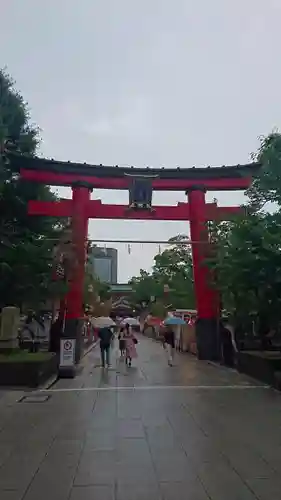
[8,151,259,376]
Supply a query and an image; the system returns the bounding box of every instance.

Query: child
[118,327,126,357]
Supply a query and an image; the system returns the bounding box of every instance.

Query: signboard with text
[60,339,76,368]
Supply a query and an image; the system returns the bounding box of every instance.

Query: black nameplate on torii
[126,174,157,210]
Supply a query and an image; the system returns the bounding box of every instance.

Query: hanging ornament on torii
[126,174,157,211]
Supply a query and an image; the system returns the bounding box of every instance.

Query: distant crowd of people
[98,322,138,368]
[97,320,184,369]
[20,308,279,373]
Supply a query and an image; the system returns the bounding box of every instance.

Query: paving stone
[54,424,87,440]
[141,412,169,426]
[0,491,23,500]
[117,405,142,419]
[116,437,151,466]
[116,481,162,499]
[74,451,115,486]
[69,485,115,500]
[153,450,195,482]
[0,444,14,467]
[146,427,179,452]
[160,480,210,500]
[196,460,257,500]
[89,417,117,431]
[180,434,223,464]
[24,483,72,500]
[117,419,145,438]
[223,443,277,480]
[84,431,116,451]
[48,438,85,456]
[247,477,281,500]
[115,464,158,485]
[0,451,46,491]
[23,453,80,500]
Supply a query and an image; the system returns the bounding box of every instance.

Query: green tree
[130,235,195,313]
[247,132,281,210]
[209,132,281,333]
[0,70,63,309]
[129,270,163,306]
[84,263,111,306]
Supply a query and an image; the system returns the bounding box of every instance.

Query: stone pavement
[1,337,281,499]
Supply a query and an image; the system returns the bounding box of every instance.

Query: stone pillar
[0,307,20,351]
[60,182,91,377]
[187,187,220,360]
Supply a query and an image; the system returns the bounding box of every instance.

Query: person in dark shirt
[98,327,114,368]
[219,319,237,367]
[49,318,63,354]
[163,326,175,366]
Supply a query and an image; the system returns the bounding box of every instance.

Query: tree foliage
[0,70,63,309]
[247,132,281,210]
[209,132,281,333]
[129,235,195,315]
[84,263,111,306]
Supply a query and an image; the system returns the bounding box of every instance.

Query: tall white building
[88,247,118,284]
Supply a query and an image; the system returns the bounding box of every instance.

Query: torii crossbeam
[29,199,242,220]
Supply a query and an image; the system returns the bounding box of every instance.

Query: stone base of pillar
[58,366,76,378]
[195,318,220,361]
[58,318,84,378]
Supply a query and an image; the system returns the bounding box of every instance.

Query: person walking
[118,327,126,357]
[163,325,175,366]
[219,319,237,368]
[98,326,114,368]
[49,317,63,354]
[124,323,138,367]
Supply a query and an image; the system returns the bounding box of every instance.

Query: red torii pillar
[62,182,91,372]
[187,186,220,360]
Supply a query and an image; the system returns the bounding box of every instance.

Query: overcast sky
[2,1,281,281]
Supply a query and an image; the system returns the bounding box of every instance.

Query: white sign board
[60,339,76,368]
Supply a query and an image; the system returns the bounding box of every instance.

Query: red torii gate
[11,153,258,371]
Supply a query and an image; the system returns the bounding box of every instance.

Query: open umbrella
[121,317,140,326]
[164,316,186,326]
[146,316,163,326]
[92,316,116,328]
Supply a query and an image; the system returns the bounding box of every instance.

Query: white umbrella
[121,317,140,326]
[92,316,116,328]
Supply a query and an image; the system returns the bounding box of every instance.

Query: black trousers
[100,344,110,367]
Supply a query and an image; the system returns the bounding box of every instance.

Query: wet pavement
[1,336,281,499]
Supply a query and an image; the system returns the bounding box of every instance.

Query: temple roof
[111,297,133,311]
[8,152,260,180]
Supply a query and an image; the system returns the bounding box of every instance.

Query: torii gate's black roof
[8,152,260,180]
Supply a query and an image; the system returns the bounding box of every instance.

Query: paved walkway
[1,336,281,499]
